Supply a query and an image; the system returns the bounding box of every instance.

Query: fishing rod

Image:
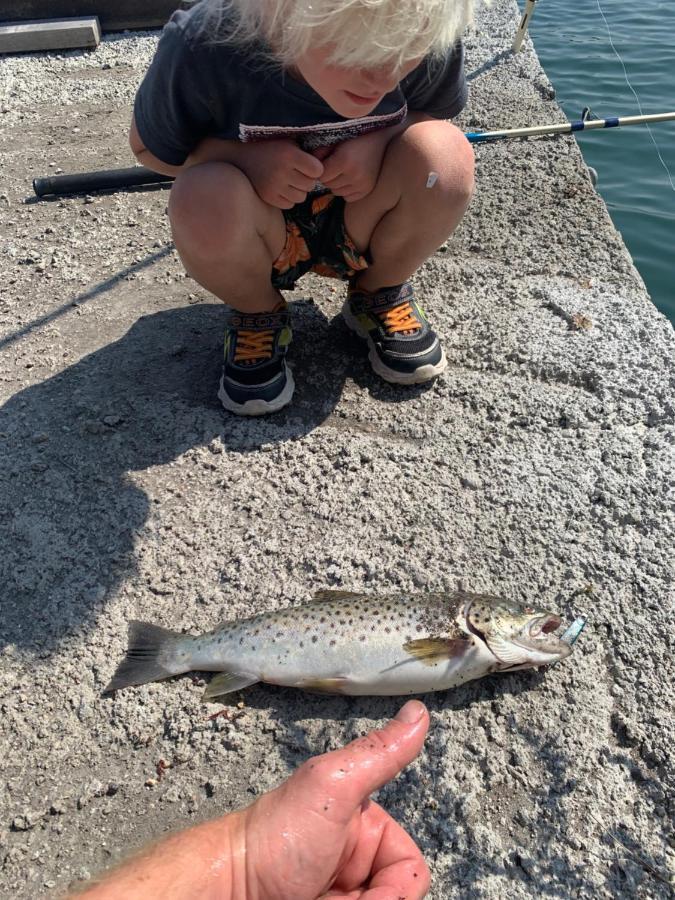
[33,166,173,198]
[32,111,675,197]
[512,0,538,52]
[465,110,675,143]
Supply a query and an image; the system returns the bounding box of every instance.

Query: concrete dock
[0,1,673,896]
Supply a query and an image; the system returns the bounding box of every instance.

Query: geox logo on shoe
[371,283,413,311]
[229,314,285,328]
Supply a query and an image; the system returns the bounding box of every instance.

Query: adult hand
[238,138,324,209]
[77,700,431,900]
[239,699,431,899]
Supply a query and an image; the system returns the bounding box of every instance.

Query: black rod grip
[33,166,174,197]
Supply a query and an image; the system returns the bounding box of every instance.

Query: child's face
[290,47,422,118]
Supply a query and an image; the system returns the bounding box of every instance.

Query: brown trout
[105,590,579,700]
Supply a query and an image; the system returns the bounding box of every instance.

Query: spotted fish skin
[187,592,485,696]
[104,590,574,698]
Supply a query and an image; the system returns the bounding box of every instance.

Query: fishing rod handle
[33,166,174,198]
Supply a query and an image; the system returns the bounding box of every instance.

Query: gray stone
[0,16,100,54]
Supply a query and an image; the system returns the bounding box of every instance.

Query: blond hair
[196,0,477,69]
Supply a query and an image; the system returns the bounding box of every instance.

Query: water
[526,0,675,323]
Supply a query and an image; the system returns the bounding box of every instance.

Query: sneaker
[342,281,447,384]
[218,304,294,415]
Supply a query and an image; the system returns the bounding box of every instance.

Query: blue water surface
[525,0,675,323]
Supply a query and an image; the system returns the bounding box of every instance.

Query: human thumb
[288,701,430,818]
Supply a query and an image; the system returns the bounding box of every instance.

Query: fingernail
[394,700,425,724]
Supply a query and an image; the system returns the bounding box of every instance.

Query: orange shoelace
[378,302,422,336]
[234,329,274,363]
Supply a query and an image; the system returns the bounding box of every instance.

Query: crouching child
[130,0,476,414]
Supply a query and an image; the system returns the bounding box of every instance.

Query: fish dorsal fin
[202,672,258,701]
[403,638,470,667]
[312,590,363,602]
[484,634,524,665]
[459,591,505,603]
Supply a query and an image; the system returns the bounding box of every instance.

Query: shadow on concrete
[424,721,673,898]
[0,299,349,652]
[390,712,668,900]
[466,49,513,83]
[0,245,174,353]
[2,1,176,33]
[184,671,671,896]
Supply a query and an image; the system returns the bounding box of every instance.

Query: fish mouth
[465,605,572,669]
[530,614,562,636]
[509,614,572,663]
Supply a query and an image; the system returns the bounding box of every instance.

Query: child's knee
[168,162,255,252]
[393,120,475,202]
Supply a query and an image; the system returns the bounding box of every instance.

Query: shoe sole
[218,367,295,416]
[342,301,447,385]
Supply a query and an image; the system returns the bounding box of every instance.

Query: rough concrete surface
[0,2,673,897]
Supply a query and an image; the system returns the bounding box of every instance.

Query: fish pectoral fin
[311,590,364,602]
[402,638,470,667]
[202,672,259,701]
[296,676,350,694]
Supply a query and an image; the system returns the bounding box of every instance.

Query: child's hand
[239,139,324,209]
[321,129,393,203]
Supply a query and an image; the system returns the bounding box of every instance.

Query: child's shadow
[0,300,347,653]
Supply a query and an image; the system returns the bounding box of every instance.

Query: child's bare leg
[168,162,286,312]
[344,120,474,290]
[341,121,473,385]
[169,163,293,416]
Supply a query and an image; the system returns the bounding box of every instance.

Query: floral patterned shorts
[271,192,370,291]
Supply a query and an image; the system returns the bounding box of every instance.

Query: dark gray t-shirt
[134,5,468,166]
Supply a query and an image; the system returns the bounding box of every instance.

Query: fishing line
[595,0,675,192]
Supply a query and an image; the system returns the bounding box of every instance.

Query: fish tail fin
[103,621,186,694]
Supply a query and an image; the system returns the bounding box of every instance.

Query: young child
[130,0,476,414]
